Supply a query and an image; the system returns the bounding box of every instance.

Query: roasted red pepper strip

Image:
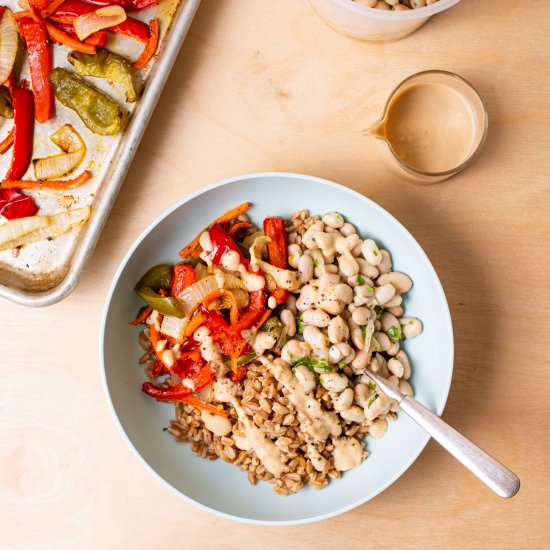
[208,223,247,266]
[170,264,197,296]
[128,305,152,326]
[142,363,215,401]
[6,89,34,180]
[30,0,49,11]
[0,188,38,220]
[0,129,14,156]
[263,217,288,269]
[80,0,159,12]
[132,18,158,71]
[225,290,266,336]
[19,19,54,124]
[49,0,150,41]
[270,288,289,306]
[51,21,107,46]
[151,358,164,378]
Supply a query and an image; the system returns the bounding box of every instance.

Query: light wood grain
[1,1,549,548]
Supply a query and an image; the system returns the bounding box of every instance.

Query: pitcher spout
[364,119,386,139]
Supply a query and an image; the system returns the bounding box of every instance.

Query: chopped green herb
[360,325,367,339]
[367,396,377,409]
[337,360,347,370]
[293,356,333,373]
[387,325,404,340]
[373,250,378,257]
[335,213,343,220]
[312,237,317,243]
[375,306,384,316]
[368,381,377,391]
[312,257,319,268]
[356,275,365,285]
[296,314,307,335]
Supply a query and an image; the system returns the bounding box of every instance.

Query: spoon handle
[399,396,520,498]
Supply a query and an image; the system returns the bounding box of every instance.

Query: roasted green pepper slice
[136,264,173,291]
[49,68,125,135]
[0,87,13,119]
[135,287,185,318]
[68,49,137,103]
[134,264,184,317]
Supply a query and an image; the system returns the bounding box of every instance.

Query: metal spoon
[365,369,520,498]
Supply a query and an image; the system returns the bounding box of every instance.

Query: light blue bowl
[100,172,453,524]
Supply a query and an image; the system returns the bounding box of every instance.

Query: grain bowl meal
[130,203,422,495]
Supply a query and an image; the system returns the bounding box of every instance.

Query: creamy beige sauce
[260,357,342,441]
[201,410,232,437]
[383,82,475,173]
[333,437,364,472]
[233,401,286,476]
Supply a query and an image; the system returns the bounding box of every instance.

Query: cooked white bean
[374,283,396,306]
[327,315,349,344]
[374,320,381,331]
[354,283,374,306]
[399,380,413,397]
[369,418,388,439]
[298,254,314,284]
[374,331,391,351]
[325,264,339,274]
[388,358,404,378]
[385,0,398,5]
[328,342,354,363]
[288,244,302,269]
[294,364,317,393]
[354,383,370,407]
[393,3,410,8]
[280,309,296,337]
[364,393,391,420]
[302,308,331,328]
[351,243,363,257]
[387,374,399,385]
[332,283,353,303]
[302,228,320,250]
[320,372,349,393]
[346,233,361,250]
[340,222,356,237]
[399,317,423,339]
[377,272,413,293]
[378,249,392,274]
[351,349,371,373]
[355,0,377,7]
[386,339,400,356]
[396,350,411,380]
[340,405,365,423]
[361,239,382,266]
[322,212,345,229]
[380,311,401,334]
[348,317,365,350]
[338,254,359,277]
[319,271,341,284]
[357,258,379,279]
[303,325,330,358]
[281,339,311,364]
[286,293,297,315]
[352,306,370,326]
[384,293,402,307]
[332,387,354,412]
[374,1,391,10]
[386,305,403,317]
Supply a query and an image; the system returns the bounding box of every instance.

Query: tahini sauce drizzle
[259,356,342,441]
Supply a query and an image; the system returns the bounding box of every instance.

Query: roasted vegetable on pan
[49,67,125,135]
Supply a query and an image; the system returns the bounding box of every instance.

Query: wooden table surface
[2,1,549,548]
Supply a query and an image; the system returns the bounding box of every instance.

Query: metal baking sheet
[0,0,201,306]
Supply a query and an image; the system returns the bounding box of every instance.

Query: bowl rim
[100,171,454,525]
[327,0,461,21]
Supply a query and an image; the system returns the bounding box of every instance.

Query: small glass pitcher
[365,70,488,184]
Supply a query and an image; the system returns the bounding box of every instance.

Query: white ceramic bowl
[100,172,453,524]
[310,0,461,42]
